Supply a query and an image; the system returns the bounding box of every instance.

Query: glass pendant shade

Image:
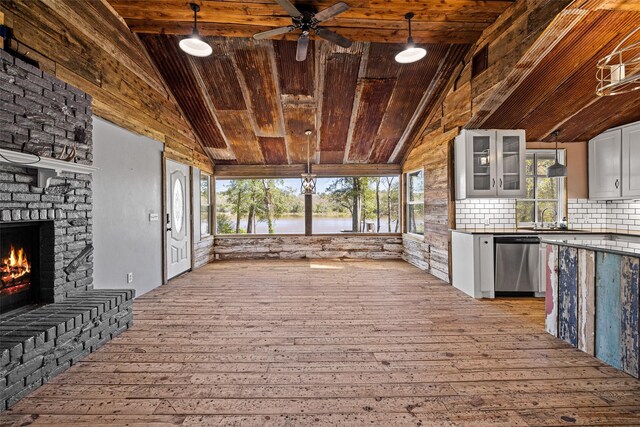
[179,3,212,57]
[179,35,212,57]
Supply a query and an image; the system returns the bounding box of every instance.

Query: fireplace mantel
[0,148,98,187]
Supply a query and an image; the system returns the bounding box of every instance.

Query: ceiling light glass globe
[179,35,212,57]
[395,46,427,64]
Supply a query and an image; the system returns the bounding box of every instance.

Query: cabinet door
[466,130,497,197]
[589,130,621,199]
[496,130,526,197]
[622,123,640,198]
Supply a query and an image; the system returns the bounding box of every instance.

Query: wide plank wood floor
[2,259,640,426]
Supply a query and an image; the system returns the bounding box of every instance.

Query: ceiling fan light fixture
[395,12,426,64]
[179,3,212,57]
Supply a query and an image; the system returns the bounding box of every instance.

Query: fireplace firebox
[0,222,50,313]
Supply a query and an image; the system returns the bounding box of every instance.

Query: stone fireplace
[0,49,134,410]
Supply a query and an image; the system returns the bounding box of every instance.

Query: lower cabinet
[451,232,494,298]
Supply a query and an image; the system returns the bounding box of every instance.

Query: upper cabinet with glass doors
[454,129,526,199]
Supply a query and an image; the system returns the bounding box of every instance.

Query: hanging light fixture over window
[596,27,640,96]
[547,130,567,178]
[179,3,212,57]
[300,130,317,195]
[395,12,427,64]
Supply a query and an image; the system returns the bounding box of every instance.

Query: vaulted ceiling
[470,4,640,142]
[108,0,516,165]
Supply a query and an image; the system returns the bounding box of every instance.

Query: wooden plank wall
[558,246,578,347]
[595,252,623,371]
[545,244,559,337]
[577,248,595,355]
[621,256,639,378]
[0,0,212,173]
[401,0,564,282]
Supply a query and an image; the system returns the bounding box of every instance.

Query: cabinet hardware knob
[492,178,495,188]
[499,178,503,188]
[615,179,620,189]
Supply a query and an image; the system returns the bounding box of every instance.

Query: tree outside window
[516,150,565,225]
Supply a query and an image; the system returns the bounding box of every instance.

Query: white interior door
[166,159,191,279]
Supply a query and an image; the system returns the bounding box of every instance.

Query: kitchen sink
[518,226,585,233]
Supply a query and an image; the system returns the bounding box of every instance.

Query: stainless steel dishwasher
[494,236,540,296]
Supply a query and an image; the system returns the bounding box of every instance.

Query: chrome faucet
[540,207,557,228]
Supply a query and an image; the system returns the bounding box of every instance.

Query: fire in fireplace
[0,222,41,313]
[1,245,31,293]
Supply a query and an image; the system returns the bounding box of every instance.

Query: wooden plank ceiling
[109,0,516,165]
[475,5,640,142]
[140,36,469,164]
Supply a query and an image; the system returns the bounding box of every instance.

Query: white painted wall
[92,117,164,296]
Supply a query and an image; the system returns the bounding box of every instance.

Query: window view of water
[215,177,400,235]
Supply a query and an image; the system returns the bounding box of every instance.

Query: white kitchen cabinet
[589,129,622,199]
[455,129,526,199]
[451,231,494,299]
[622,122,640,198]
[589,121,640,200]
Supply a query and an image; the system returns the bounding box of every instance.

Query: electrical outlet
[126,272,133,284]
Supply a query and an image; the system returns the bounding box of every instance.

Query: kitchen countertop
[452,227,640,236]
[540,237,640,257]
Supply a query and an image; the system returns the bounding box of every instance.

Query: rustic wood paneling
[140,35,227,150]
[595,252,623,371]
[192,41,247,111]
[233,43,285,138]
[545,244,559,337]
[274,40,315,97]
[0,0,212,168]
[578,248,596,355]
[474,7,640,142]
[318,52,361,157]
[216,111,264,164]
[621,256,639,378]
[312,164,401,177]
[558,246,579,347]
[258,137,288,165]
[108,0,514,44]
[215,164,305,178]
[284,106,317,165]
[347,79,396,162]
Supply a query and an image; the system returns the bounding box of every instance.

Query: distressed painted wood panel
[577,248,595,355]
[258,137,288,165]
[558,246,578,347]
[545,244,559,337]
[347,79,396,162]
[283,105,317,165]
[233,44,284,138]
[216,111,264,165]
[319,52,361,154]
[621,256,639,378]
[595,252,623,371]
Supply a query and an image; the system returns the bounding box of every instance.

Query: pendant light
[395,12,427,64]
[300,130,317,195]
[547,130,567,178]
[179,3,212,57]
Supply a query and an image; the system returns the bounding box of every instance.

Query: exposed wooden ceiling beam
[121,21,482,45]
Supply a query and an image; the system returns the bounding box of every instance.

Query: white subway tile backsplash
[455,199,517,228]
[567,198,640,231]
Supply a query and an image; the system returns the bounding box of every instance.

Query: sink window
[516,150,565,226]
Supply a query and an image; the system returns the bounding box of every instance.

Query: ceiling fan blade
[314,2,350,22]
[253,26,295,40]
[275,0,303,18]
[315,28,352,48]
[296,33,310,61]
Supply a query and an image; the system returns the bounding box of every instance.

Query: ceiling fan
[253,0,352,61]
